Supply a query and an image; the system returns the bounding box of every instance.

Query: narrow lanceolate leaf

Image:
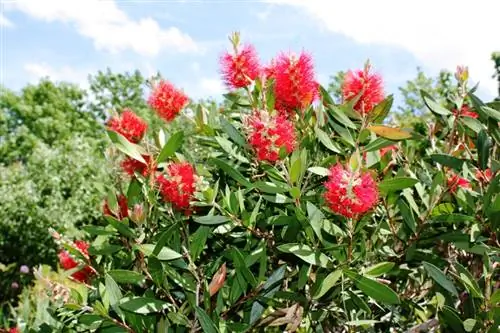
[421,90,452,116]
[220,118,247,148]
[208,263,227,297]
[277,244,331,268]
[313,269,342,299]
[453,263,483,299]
[105,273,124,317]
[378,177,419,192]
[119,297,170,314]
[367,125,412,140]
[107,130,146,163]
[315,127,341,153]
[193,215,230,225]
[195,306,219,333]
[363,137,396,153]
[157,131,184,163]
[137,244,182,261]
[422,262,458,297]
[344,270,400,305]
[397,199,417,234]
[477,130,491,170]
[210,158,252,187]
[307,166,330,177]
[430,154,466,171]
[107,270,145,285]
[369,94,393,123]
[364,262,395,277]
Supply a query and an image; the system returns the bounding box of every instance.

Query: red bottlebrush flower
[447,174,471,193]
[156,162,196,211]
[220,44,260,89]
[476,168,493,183]
[148,80,189,122]
[103,194,129,220]
[121,155,155,177]
[107,109,147,143]
[9,328,19,333]
[324,164,379,218]
[342,63,384,114]
[245,110,296,162]
[453,104,478,118]
[58,240,93,283]
[272,52,318,115]
[380,145,398,158]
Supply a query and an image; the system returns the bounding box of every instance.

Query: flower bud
[20,265,29,274]
[11,281,19,290]
[131,203,146,224]
[455,65,469,83]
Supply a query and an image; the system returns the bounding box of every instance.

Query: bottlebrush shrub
[35,37,500,332]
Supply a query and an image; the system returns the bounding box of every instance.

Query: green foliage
[11,49,498,333]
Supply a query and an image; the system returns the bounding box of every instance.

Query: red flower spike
[245,110,296,163]
[58,240,93,283]
[107,109,147,143]
[447,174,471,193]
[220,44,260,89]
[9,328,20,333]
[452,104,478,119]
[324,164,379,218]
[148,80,189,122]
[103,194,129,220]
[476,168,493,183]
[156,162,196,211]
[342,63,384,114]
[272,52,318,115]
[121,155,156,177]
[380,145,398,158]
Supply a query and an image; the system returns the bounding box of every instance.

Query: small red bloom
[245,110,296,162]
[107,109,147,143]
[324,164,379,218]
[148,80,189,122]
[156,162,196,211]
[453,104,478,119]
[447,174,471,193]
[220,44,260,89]
[9,328,19,333]
[103,194,129,220]
[342,63,384,114]
[272,52,318,115]
[121,155,155,177]
[476,168,493,183]
[58,240,93,283]
[380,145,398,158]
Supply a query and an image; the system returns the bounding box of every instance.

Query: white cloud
[199,77,224,97]
[0,13,14,27]
[270,0,500,96]
[24,62,91,89]
[6,0,199,56]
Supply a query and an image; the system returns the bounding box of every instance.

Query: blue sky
[1,0,499,103]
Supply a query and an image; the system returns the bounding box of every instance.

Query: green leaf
[315,127,341,153]
[345,320,380,326]
[189,226,210,260]
[157,131,184,163]
[423,262,458,297]
[290,158,302,184]
[105,273,124,317]
[327,105,357,129]
[439,305,465,333]
[107,270,145,285]
[107,130,146,164]
[461,116,483,133]
[277,243,331,268]
[82,226,116,236]
[138,244,182,261]
[195,306,219,333]
[253,181,287,194]
[344,270,400,305]
[430,154,466,171]
[397,199,416,234]
[210,158,252,188]
[378,177,419,192]
[220,118,247,148]
[250,266,286,325]
[119,297,170,314]
[232,248,258,287]
[193,215,230,225]
[364,137,396,153]
[364,262,395,277]
[307,166,330,177]
[463,319,477,332]
[105,216,135,238]
[307,202,325,242]
[369,95,393,123]
[477,130,491,170]
[367,125,412,140]
[454,263,483,299]
[313,269,342,299]
[480,105,500,121]
[421,90,452,116]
